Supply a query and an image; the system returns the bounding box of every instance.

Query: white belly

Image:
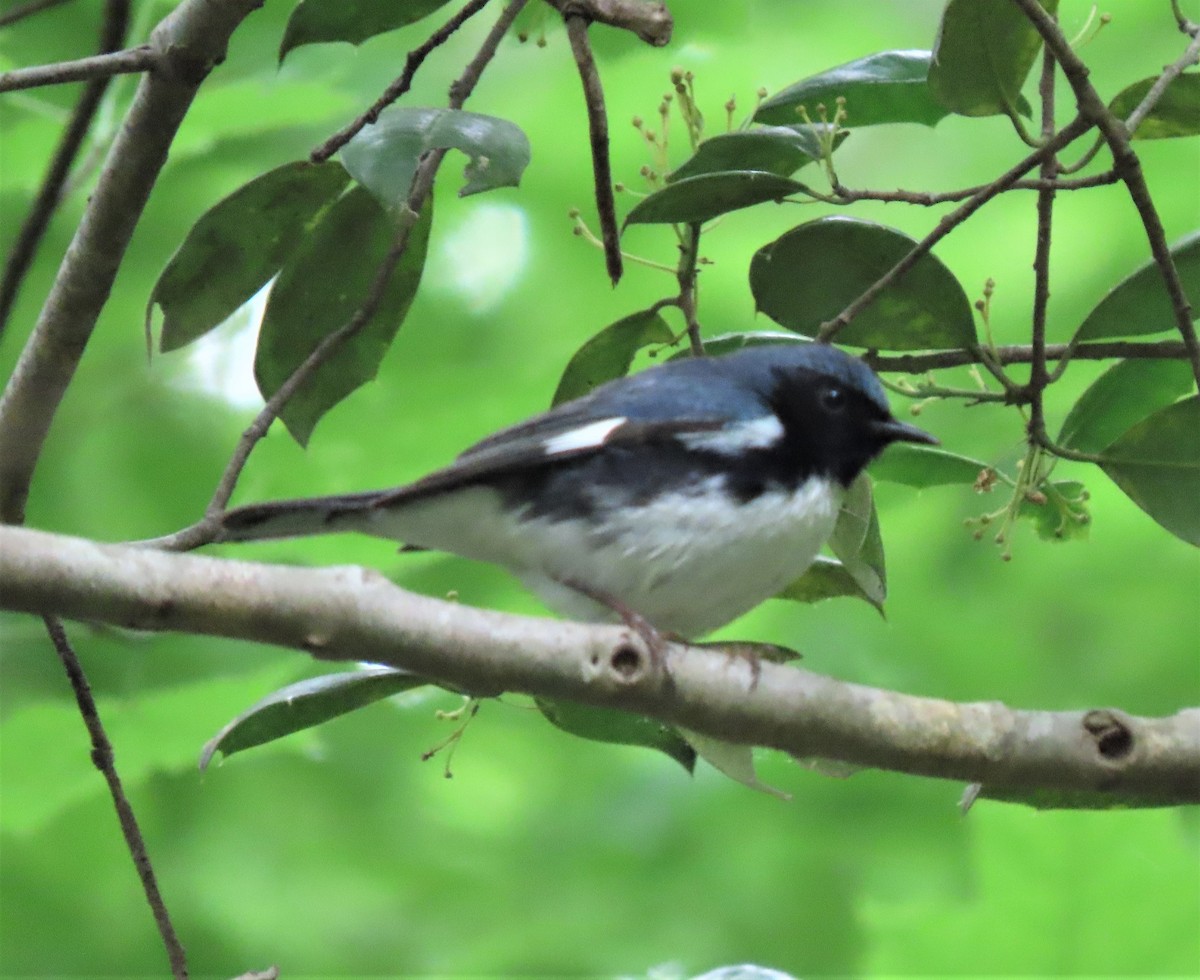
[366,476,844,638]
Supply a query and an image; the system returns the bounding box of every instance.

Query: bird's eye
[820,385,846,413]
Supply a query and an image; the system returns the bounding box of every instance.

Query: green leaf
[199,667,432,770]
[754,50,951,128]
[928,0,1056,118]
[1059,359,1196,454]
[1019,480,1090,542]
[624,171,808,226]
[255,187,433,445]
[1099,396,1200,546]
[1109,73,1200,139]
[666,125,845,183]
[552,310,675,406]
[749,217,977,350]
[679,729,789,799]
[780,474,886,612]
[777,555,882,610]
[1073,231,1200,341]
[150,161,352,352]
[870,442,994,487]
[279,0,453,62]
[535,699,696,773]
[341,107,531,207]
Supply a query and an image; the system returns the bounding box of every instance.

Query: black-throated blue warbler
[219,343,935,638]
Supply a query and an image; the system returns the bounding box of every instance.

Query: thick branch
[2,525,1196,807]
[543,0,672,46]
[0,0,265,525]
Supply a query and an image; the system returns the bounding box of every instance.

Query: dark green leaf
[1074,231,1200,340]
[255,187,433,445]
[552,310,675,406]
[342,107,531,206]
[749,217,977,350]
[279,0,453,62]
[624,171,808,226]
[150,161,352,352]
[199,667,432,769]
[1099,396,1200,546]
[870,442,994,487]
[1109,73,1200,139]
[755,50,951,128]
[535,699,696,773]
[1059,359,1196,453]
[928,0,1057,118]
[666,125,845,183]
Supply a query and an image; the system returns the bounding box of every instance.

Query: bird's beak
[873,416,939,446]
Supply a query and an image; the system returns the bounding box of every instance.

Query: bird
[218,342,936,640]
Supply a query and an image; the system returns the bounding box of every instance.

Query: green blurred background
[1,1,1198,976]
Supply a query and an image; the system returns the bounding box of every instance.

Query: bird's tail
[218,490,390,543]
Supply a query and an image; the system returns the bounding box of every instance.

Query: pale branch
[1010,0,1200,387]
[815,114,1093,344]
[0,43,154,93]
[542,0,673,46]
[44,615,189,979]
[563,11,623,284]
[309,0,493,164]
[0,0,131,341]
[864,339,1188,375]
[0,0,265,526]
[2,525,1197,808]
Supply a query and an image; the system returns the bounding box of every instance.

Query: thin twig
[830,170,1117,206]
[1124,31,1200,136]
[0,0,74,26]
[0,0,131,340]
[1010,0,1200,387]
[675,222,704,354]
[309,0,493,164]
[0,43,154,93]
[563,12,623,285]
[816,114,1093,344]
[1026,41,1058,446]
[43,615,189,979]
[863,338,1190,374]
[140,1,531,553]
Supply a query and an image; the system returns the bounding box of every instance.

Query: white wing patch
[678,414,784,454]
[541,417,626,456]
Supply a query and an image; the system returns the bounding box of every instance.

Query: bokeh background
[1,0,1198,976]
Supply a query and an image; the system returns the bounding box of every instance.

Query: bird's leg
[558,578,674,673]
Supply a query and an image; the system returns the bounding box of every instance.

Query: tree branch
[0,0,265,526]
[542,0,673,46]
[816,114,1093,344]
[44,615,189,979]
[2,525,1197,808]
[1009,0,1200,387]
[864,338,1190,375]
[0,0,74,27]
[0,44,154,93]
[0,0,131,341]
[562,11,623,284]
